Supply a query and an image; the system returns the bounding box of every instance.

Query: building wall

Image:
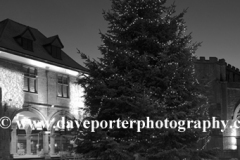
[195,57,240,159]
[0,51,85,157]
[25,68,76,107]
[227,88,240,119]
[0,55,82,121]
[195,57,225,118]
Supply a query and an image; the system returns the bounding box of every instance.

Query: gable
[0,19,8,38]
[20,27,36,41]
[52,37,64,48]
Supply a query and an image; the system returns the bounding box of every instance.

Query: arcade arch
[11,108,46,156]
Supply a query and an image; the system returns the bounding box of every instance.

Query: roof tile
[0,19,88,73]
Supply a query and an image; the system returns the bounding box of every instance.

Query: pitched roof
[16,26,36,41]
[44,35,64,48]
[0,19,88,72]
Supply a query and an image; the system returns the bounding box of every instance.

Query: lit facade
[0,19,88,159]
[195,57,240,159]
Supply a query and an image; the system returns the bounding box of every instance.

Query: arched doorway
[11,109,47,156]
[48,111,77,155]
[233,104,240,120]
[223,104,240,150]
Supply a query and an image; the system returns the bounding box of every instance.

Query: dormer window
[22,38,33,51]
[14,27,35,51]
[51,46,62,60]
[44,35,64,60]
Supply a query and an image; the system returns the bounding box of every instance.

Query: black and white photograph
[0,1,240,160]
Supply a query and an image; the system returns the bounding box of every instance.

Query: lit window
[57,75,69,98]
[22,38,33,51]
[23,66,37,93]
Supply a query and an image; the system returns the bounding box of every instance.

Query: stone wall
[195,57,240,159]
[0,57,83,158]
[0,88,16,160]
[227,88,240,120]
[194,57,226,81]
[0,57,80,119]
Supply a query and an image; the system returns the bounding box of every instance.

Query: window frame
[23,66,38,93]
[57,74,69,98]
[51,46,62,60]
[22,37,33,51]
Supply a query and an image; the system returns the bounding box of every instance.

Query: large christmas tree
[77,0,218,159]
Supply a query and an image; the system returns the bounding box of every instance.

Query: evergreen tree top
[77,0,218,159]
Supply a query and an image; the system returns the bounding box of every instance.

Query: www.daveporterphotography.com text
[1,116,240,133]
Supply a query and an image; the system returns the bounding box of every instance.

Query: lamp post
[37,131,42,152]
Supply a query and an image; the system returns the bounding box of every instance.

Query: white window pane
[24,77,28,91]
[57,84,62,97]
[29,79,35,92]
[63,86,68,97]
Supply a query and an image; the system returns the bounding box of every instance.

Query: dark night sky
[1,0,240,68]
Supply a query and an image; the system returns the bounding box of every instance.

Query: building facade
[0,19,88,159]
[195,57,240,159]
